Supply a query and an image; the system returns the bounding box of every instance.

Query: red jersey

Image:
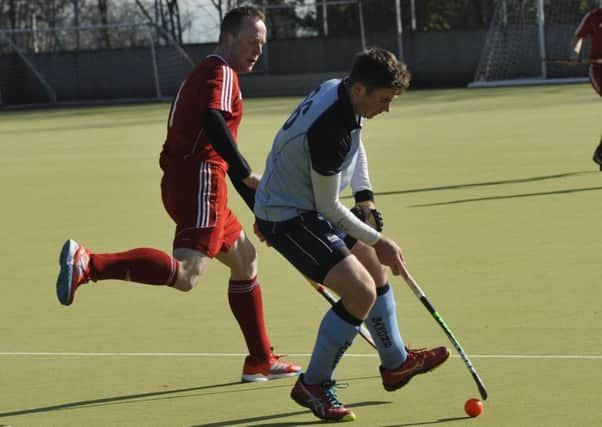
[575,8,602,59]
[162,54,243,170]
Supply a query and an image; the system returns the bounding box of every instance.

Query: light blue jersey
[255,79,366,222]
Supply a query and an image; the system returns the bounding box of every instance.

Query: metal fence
[0,22,194,105]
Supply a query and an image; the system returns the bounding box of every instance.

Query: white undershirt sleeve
[311,169,381,245]
[350,140,372,194]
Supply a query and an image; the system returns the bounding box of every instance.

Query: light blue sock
[304,307,359,384]
[365,284,407,370]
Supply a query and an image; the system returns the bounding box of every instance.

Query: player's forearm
[229,174,256,210]
[204,108,251,181]
[350,141,373,195]
[311,169,381,245]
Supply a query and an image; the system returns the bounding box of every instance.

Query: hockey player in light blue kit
[254,48,450,422]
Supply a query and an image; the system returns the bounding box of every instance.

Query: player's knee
[353,276,377,312]
[173,259,206,291]
[373,268,388,287]
[364,259,388,286]
[230,239,258,278]
[173,275,199,292]
[241,252,258,277]
[173,249,210,292]
[362,284,377,309]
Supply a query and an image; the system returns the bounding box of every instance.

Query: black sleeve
[354,189,374,203]
[307,113,351,176]
[229,175,256,211]
[204,108,251,181]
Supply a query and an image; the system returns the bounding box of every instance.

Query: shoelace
[269,347,289,360]
[321,381,349,408]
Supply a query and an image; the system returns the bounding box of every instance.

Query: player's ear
[221,31,235,47]
[350,82,366,98]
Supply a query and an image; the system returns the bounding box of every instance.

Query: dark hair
[219,6,265,42]
[349,48,411,92]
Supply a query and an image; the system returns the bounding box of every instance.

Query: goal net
[470,0,602,88]
[0,23,194,107]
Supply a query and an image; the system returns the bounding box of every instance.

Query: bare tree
[97,0,111,47]
[210,0,239,23]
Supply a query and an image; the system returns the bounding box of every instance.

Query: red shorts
[160,158,242,257]
[590,64,602,96]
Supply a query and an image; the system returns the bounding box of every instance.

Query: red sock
[228,277,272,360]
[90,248,178,286]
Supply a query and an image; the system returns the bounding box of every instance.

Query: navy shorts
[256,212,355,283]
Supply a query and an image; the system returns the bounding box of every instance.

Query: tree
[97,0,111,47]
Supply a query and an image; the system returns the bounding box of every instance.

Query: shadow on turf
[410,185,602,207]
[383,416,472,427]
[0,375,383,420]
[191,400,391,427]
[0,381,244,417]
[339,170,597,201]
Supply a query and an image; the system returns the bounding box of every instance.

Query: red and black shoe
[290,374,356,422]
[380,346,450,391]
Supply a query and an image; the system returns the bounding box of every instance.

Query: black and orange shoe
[380,346,450,391]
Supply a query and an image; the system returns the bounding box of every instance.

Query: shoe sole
[291,392,356,422]
[56,239,78,306]
[241,371,300,382]
[383,349,451,392]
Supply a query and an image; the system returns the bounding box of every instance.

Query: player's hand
[253,222,271,247]
[372,237,404,276]
[350,200,384,232]
[242,172,262,190]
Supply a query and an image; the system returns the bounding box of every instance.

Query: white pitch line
[0,352,601,359]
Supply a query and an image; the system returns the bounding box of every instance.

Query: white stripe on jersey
[227,67,233,110]
[221,66,233,112]
[169,80,186,128]
[197,163,212,228]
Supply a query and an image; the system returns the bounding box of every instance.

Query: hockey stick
[304,277,377,349]
[230,182,377,349]
[545,58,602,65]
[246,211,377,348]
[400,266,488,401]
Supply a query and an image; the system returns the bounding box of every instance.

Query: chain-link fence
[0,22,194,105]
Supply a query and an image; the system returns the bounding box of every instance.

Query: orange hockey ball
[464,398,484,417]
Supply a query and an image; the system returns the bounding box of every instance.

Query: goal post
[469,0,602,88]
